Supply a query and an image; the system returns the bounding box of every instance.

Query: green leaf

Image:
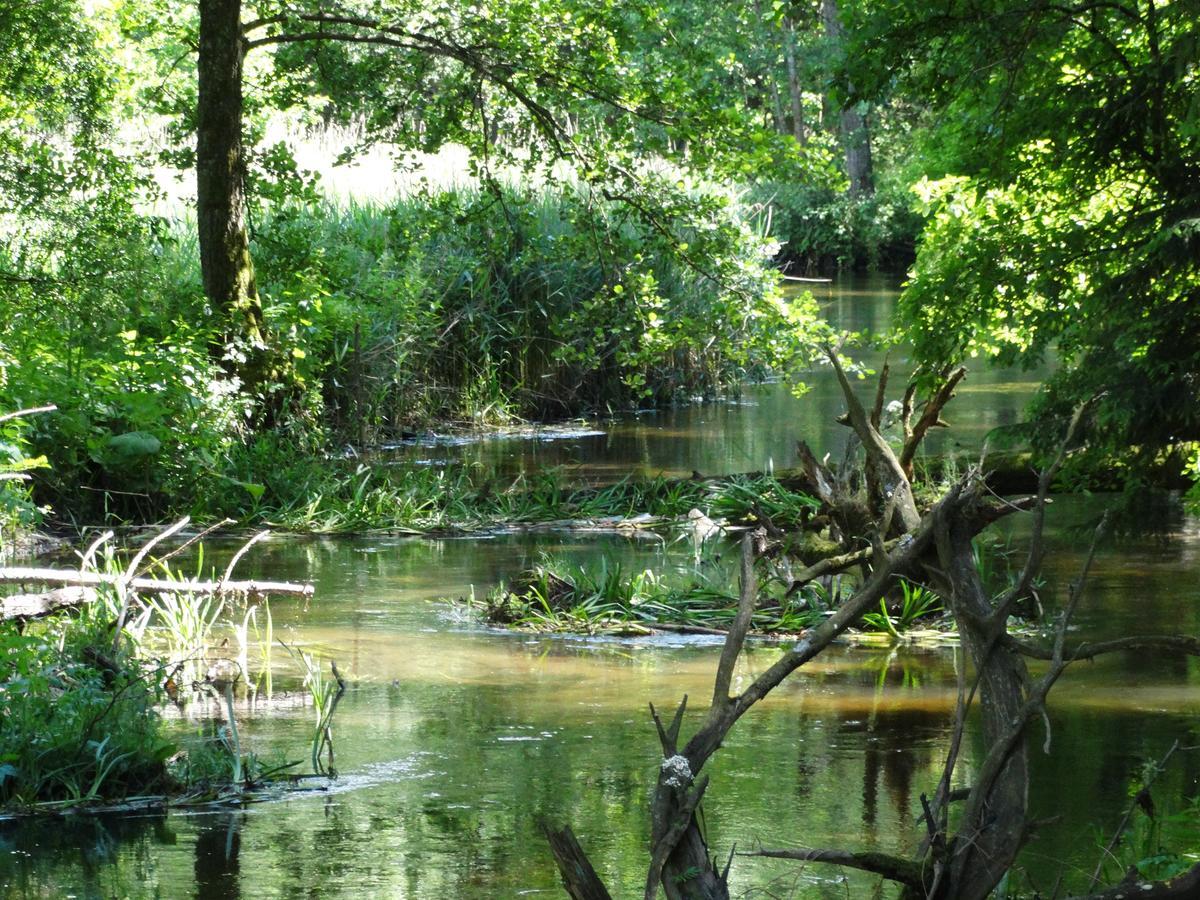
[106,431,161,459]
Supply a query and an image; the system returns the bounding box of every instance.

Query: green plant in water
[860,581,944,639]
[284,644,346,776]
[475,557,820,635]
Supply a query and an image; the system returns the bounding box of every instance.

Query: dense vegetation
[2,0,1199,896]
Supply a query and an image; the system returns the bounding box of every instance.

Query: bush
[751,181,923,274]
[251,179,794,434]
[0,602,174,807]
[1,177,821,526]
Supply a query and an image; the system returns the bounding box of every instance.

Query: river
[2,278,1197,898]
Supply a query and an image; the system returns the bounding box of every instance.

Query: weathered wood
[541,822,614,900]
[1,586,97,621]
[742,847,921,887]
[825,347,920,533]
[0,568,313,597]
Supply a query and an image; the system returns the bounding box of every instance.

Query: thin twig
[221,530,271,589]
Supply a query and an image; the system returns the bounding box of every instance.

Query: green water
[393,276,1039,481]
[2,280,1198,899]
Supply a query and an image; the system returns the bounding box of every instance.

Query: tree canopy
[848,0,1200,462]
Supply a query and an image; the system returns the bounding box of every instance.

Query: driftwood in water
[542,369,1200,898]
[1,520,313,624]
[1,586,98,622]
[0,568,313,599]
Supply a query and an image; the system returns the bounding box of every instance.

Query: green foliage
[850,0,1200,469]
[751,181,923,273]
[1092,787,1200,886]
[252,181,806,427]
[859,580,943,638]
[475,557,821,635]
[0,602,174,807]
[0,415,49,547]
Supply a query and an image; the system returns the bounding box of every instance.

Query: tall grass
[242,179,783,437]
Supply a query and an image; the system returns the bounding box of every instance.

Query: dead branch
[0,568,313,601]
[898,366,966,478]
[1004,633,1200,662]
[825,346,920,533]
[145,518,236,577]
[711,535,756,709]
[994,403,1089,622]
[784,538,899,596]
[114,517,193,646]
[0,405,56,424]
[221,530,271,588]
[541,822,614,900]
[1,586,97,622]
[870,357,890,430]
[740,847,922,887]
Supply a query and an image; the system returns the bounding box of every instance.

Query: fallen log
[0,568,313,599]
[1,586,97,622]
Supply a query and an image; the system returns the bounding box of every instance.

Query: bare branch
[711,535,756,711]
[114,517,192,648]
[870,357,890,430]
[540,822,613,900]
[898,366,966,477]
[995,402,1090,620]
[123,517,191,585]
[0,568,313,598]
[139,518,235,579]
[221,530,270,589]
[740,847,922,887]
[0,405,56,424]
[679,481,964,771]
[1005,633,1200,662]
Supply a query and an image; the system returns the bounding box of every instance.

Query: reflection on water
[387,275,1040,481]
[3,281,1198,898]
[5,498,1199,898]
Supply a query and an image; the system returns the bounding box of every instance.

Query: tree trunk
[197,0,270,395]
[918,501,1031,900]
[783,18,806,143]
[820,0,875,195]
[839,105,874,196]
[753,0,789,135]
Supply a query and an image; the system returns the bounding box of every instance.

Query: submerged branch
[740,847,923,887]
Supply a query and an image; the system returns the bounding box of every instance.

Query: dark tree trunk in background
[784,18,806,143]
[197,0,271,396]
[821,0,874,195]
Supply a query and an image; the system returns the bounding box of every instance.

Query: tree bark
[783,18,806,143]
[820,0,875,195]
[541,823,614,900]
[913,492,1032,900]
[197,0,270,394]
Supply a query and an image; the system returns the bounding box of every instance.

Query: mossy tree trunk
[197,0,274,403]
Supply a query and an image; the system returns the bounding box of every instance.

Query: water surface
[3,280,1198,899]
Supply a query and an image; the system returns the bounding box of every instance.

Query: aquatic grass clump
[475,559,821,635]
[859,580,946,639]
[236,447,820,535]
